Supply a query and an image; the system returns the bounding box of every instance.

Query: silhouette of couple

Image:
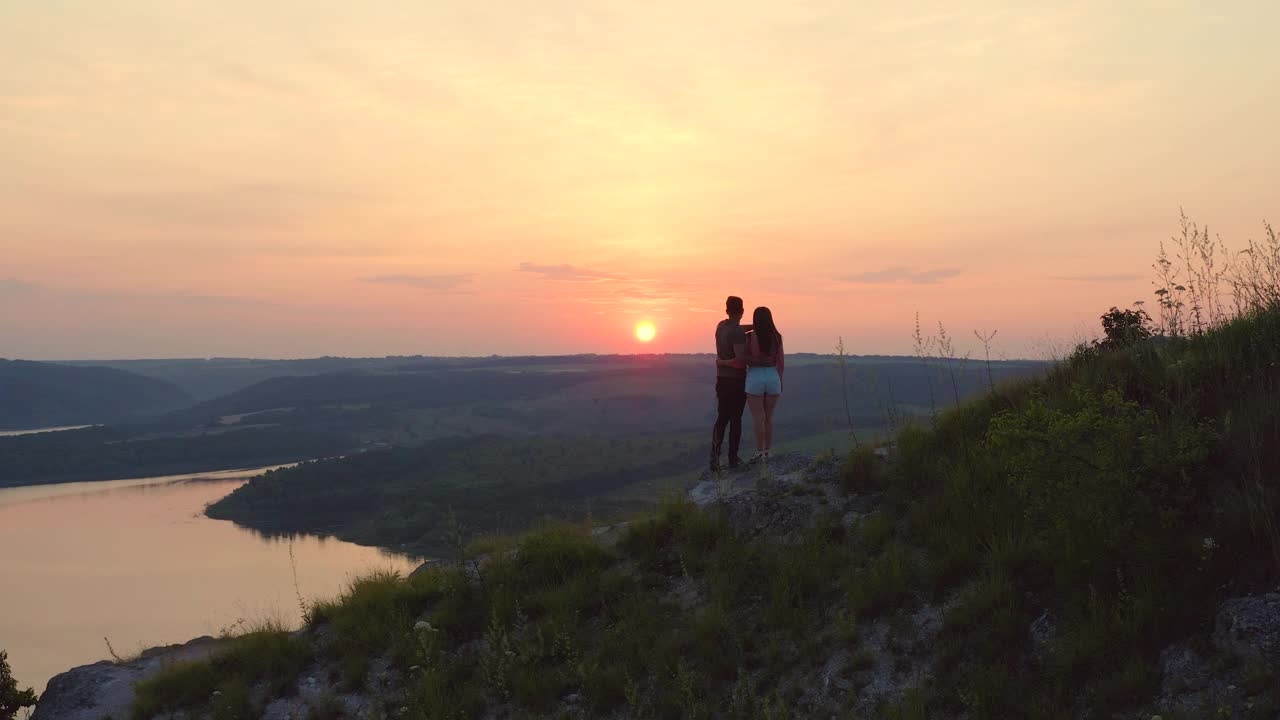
[711,296,784,470]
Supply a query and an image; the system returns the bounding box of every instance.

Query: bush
[840,444,881,493]
[1095,306,1154,350]
[0,651,38,720]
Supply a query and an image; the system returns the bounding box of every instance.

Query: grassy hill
[114,298,1280,719]
[0,359,191,430]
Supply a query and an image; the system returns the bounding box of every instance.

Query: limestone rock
[1214,592,1280,665]
[32,636,224,720]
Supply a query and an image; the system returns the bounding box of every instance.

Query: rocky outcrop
[687,451,878,541]
[1215,592,1280,665]
[32,636,225,720]
[1153,590,1280,719]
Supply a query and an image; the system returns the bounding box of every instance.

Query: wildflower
[1202,537,1218,551]
[414,620,436,633]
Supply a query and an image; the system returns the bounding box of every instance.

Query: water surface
[0,467,421,694]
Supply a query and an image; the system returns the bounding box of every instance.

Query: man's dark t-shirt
[716,319,748,379]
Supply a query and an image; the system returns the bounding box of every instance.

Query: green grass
[131,624,309,719]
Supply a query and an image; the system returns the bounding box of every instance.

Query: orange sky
[2,1,1277,359]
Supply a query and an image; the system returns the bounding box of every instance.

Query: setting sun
[635,322,657,343]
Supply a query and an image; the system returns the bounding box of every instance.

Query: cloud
[0,278,41,296]
[873,11,961,34]
[517,262,620,281]
[214,64,305,97]
[837,267,962,285]
[0,94,71,109]
[84,184,367,231]
[0,278,282,308]
[1052,273,1143,283]
[363,274,476,291]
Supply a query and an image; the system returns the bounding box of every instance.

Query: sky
[2,1,1277,360]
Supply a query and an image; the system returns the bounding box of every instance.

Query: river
[0,467,423,695]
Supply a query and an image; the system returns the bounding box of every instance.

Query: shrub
[1095,306,1154,350]
[840,444,881,493]
[1,651,38,720]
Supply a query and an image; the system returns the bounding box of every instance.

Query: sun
[635,321,657,343]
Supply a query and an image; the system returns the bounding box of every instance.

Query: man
[711,295,771,471]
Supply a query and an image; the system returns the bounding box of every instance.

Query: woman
[743,306,783,462]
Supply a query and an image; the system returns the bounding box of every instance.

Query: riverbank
[0,464,295,508]
[0,424,96,437]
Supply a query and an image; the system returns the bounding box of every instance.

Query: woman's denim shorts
[745,367,782,396]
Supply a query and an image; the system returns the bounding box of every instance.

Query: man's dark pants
[712,376,747,462]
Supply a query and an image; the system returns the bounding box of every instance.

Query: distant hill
[55,357,399,402]
[0,359,193,430]
[59,353,1043,404]
[178,367,593,421]
[170,354,1044,436]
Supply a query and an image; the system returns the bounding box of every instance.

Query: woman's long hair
[752,306,780,355]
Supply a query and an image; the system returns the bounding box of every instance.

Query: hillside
[206,434,707,555]
[33,302,1280,719]
[0,360,192,430]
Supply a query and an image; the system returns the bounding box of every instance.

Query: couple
[710,295,784,470]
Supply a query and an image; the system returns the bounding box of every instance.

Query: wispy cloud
[873,11,961,34]
[1052,273,1143,283]
[0,278,41,296]
[214,63,304,97]
[363,274,476,291]
[84,183,367,231]
[837,267,962,285]
[518,262,620,281]
[0,278,278,307]
[0,279,40,293]
[0,94,71,109]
